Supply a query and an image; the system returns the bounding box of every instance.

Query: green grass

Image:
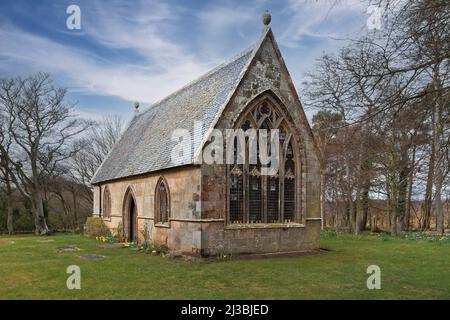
[0,233,449,299]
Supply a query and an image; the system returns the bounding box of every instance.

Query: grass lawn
[0,232,449,299]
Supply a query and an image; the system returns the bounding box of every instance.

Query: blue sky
[0,0,371,121]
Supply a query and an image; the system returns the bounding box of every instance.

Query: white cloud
[80,0,185,64]
[0,25,208,104]
[0,0,212,106]
[279,0,368,47]
[0,0,371,122]
[196,5,255,32]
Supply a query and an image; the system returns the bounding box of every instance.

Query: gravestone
[36,239,54,243]
[58,246,80,252]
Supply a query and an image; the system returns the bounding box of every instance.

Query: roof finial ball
[262,10,271,26]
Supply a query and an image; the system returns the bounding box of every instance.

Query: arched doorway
[123,187,138,242]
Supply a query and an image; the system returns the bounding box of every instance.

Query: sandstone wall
[199,30,321,255]
[93,166,203,254]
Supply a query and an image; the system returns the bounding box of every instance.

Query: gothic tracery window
[228,99,298,224]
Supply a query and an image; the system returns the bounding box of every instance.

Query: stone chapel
[91,14,321,256]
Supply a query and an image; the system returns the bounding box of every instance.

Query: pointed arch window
[103,186,112,218]
[228,98,299,224]
[283,141,296,222]
[229,138,244,223]
[155,177,170,225]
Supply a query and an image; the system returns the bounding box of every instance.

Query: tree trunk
[32,189,49,235]
[447,199,450,229]
[404,144,416,231]
[357,146,371,234]
[390,188,398,236]
[422,102,437,231]
[343,196,350,228]
[357,184,369,234]
[398,163,408,231]
[422,151,434,230]
[355,197,362,235]
[332,188,339,231]
[357,105,373,234]
[351,196,358,234]
[7,203,13,235]
[371,214,377,232]
[386,181,391,231]
[5,169,14,234]
[320,170,325,230]
[343,189,352,230]
[72,187,78,231]
[391,200,397,237]
[435,171,444,235]
[432,64,446,235]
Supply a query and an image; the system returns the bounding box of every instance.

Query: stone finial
[134,101,139,113]
[262,10,271,26]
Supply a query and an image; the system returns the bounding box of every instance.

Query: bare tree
[0,117,14,234]
[303,0,450,234]
[312,110,345,229]
[69,115,124,203]
[0,73,91,235]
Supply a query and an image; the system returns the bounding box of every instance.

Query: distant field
[0,232,449,299]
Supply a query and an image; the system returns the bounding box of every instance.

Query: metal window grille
[249,165,262,223]
[229,164,244,223]
[267,175,280,223]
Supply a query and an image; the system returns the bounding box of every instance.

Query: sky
[0,0,372,122]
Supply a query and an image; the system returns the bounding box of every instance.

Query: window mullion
[244,155,249,224]
[263,175,267,223]
[280,140,285,223]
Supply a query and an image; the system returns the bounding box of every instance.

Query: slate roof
[91,42,257,184]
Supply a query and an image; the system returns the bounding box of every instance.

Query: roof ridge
[137,44,256,116]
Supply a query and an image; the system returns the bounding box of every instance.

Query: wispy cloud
[0,0,215,107]
[196,5,255,32]
[0,0,371,121]
[0,23,209,104]
[279,0,368,48]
